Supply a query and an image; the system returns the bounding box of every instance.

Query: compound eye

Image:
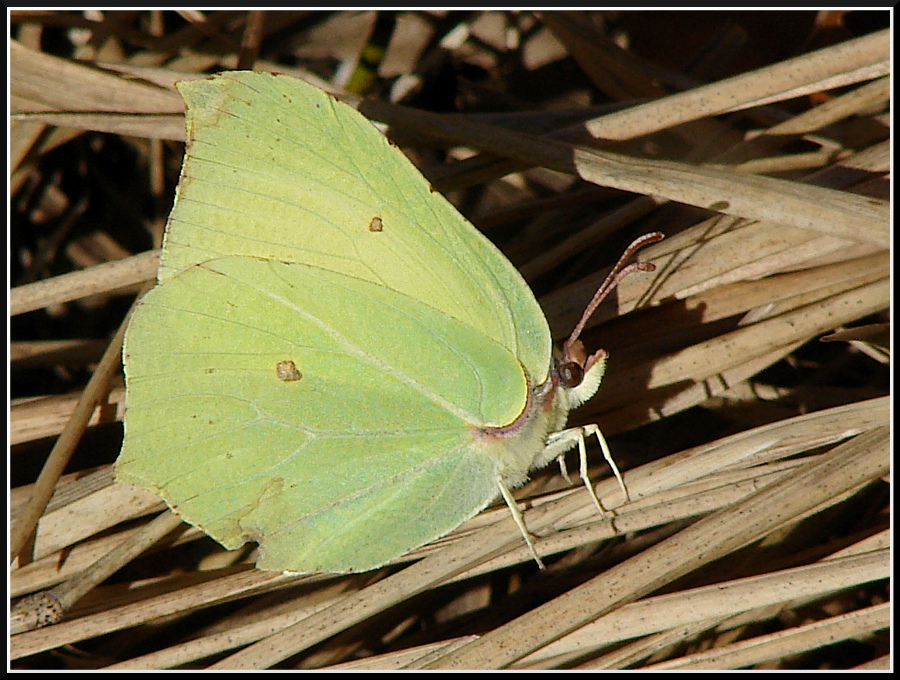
[558,361,584,388]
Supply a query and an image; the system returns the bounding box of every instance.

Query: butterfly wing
[118,72,564,572]
[117,257,528,572]
[161,72,551,384]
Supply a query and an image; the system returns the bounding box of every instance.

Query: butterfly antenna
[564,232,665,351]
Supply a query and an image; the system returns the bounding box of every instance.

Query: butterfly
[116,71,662,573]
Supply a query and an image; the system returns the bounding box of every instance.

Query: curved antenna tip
[564,232,665,350]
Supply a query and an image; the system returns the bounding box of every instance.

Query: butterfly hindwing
[118,257,522,572]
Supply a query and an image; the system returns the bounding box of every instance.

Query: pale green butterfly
[115,71,662,573]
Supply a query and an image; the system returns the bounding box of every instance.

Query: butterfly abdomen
[470,370,571,489]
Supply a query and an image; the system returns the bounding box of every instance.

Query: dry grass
[9,10,890,670]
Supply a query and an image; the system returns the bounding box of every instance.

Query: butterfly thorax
[471,343,608,490]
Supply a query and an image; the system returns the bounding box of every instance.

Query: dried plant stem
[9,298,140,563]
[9,250,158,316]
[644,602,890,670]
[584,29,889,139]
[422,425,888,668]
[11,511,184,634]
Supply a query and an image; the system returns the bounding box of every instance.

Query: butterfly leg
[582,423,630,504]
[556,455,574,485]
[542,425,630,514]
[497,480,546,570]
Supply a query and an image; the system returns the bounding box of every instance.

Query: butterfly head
[551,231,665,410]
[552,339,608,409]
